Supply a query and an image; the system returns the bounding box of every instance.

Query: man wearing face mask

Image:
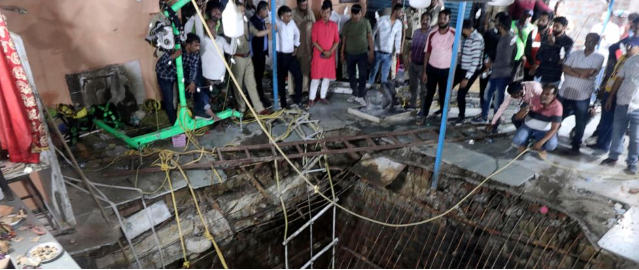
[524,11,551,81]
[533,16,574,86]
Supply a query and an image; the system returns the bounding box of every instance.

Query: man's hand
[340,53,345,63]
[368,52,374,63]
[588,106,597,116]
[485,124,494,133]
[604,98,614,111]
[529,64,538,75]
[548,34,555,45]
[460,79,469,89]
[532,141,544,151]
[187,82,196,94]
[514,106,529,120]
[265,23,272,30]
[292,47,298,57]
[484,61,492,70]
[422,72,427,82]
[171,49,182,59]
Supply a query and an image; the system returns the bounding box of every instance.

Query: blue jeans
[512,124,558,151]
[368,51,392,84]
[594,91,615,150]
[157,76,177,124]
[609,105,639,166]
[481,77,511,119]
[558,96,590,149]
[191,89,211,117]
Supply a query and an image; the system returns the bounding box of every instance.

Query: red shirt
[508,0,551,21]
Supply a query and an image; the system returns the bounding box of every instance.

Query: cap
[522,9,533,17]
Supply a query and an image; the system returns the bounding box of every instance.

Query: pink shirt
[424,27,456,69]
[491,81,544,125]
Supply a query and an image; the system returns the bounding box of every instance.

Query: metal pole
[431,1,466,190]
[271,0,279,110]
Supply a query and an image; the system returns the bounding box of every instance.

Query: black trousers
[277,52,303,108]
[523,67,535,81]
[422,64,449,116]
[479,73,489,114]
[346,52,369,98]
[252,52,271,106]
[453,66,480,119]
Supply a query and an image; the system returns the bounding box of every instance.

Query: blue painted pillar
[431,1,466,190]
[271,1,280,110]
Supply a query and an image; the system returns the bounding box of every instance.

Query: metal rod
[513,216,549,269]
[423,221,445,268]
[331,194,336,269]
[504,211,539,267]
[479,199,524,269]
[355,201,399,269]
[391,208,424,269]
[490,200,528,269]
[375,205,410,266]
[341,247,382,269]
[457,194,500,268]
[300,238,339,269]
[285,242,289,269]
[556,232,583,269]
[270,0,279,110]
[532,226,562,269]
[283,198,338,245]
[431,1,467,190]
[465,196,505,269]
[345,190,383,269]
[307,188,314,269]
[414,213,437,268]
[523,225,552,268]
[447,200,484,269]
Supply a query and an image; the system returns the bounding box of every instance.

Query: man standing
[478,12,507,119]
[419,9,455,119]
[524,11,551,81]
[471,14,516,124]
[407,13,432,110]
[308,0,340,106]
[532,16,574,85]
[250,1,272,107]
[590,39,639,156]
[226,0,271,115]
[368,4,404,85]
[275,5,305,109]
[453,20,484,124]
[559,33,604,155]
[341,4,374,106]
[601,38,639,175]
[512,84,563,160]
[290,0,316,96]
[512,9,536,64]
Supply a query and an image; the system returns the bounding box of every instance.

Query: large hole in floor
[192,157,620,269]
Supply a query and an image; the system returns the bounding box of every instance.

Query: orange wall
[2,0,161,107]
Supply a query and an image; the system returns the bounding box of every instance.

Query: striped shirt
[410,27,433,64]
[560,50,605,101]
[460,30,484,79]
[373,15,403,54]
[615,55,639,112]
[524,96,563,131]
[424,27,456,69]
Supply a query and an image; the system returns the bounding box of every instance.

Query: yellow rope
[160,151,190,268]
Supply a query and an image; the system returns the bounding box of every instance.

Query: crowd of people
[154,0,639,174]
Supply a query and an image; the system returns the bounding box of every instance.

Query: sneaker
[405,105,416,111]
[600,158,617,166]
[297,103,309,110]
[470,116,487,124]
[624,165,638,175]
[454,118,464,126]
[309,100,315,107]
[319,98,331,105]
[347,96,356,103]
[517,146,527,155]
[537,150,547,161]
[356,97,367,106]
[592,149,608,157]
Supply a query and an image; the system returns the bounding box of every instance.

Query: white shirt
[591,22,621,49]
[615,55,639,112]
[187,16,237,81]
[275,19,300,53]
[372,15,403,54]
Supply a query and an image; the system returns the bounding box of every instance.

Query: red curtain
[0,13,49,163]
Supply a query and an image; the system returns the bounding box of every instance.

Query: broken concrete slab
[122,201,171,240]
[598,207,639,263]
[413,143,535,187]
[347,107,414,124]
[351,154,406,187]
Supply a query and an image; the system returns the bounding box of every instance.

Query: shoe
[195,114,213,120]
[470,116,487,124]
[308,100,315,107]
[537,150,547,161]
[434,109,442,115]
[454,118,464,126]
[592,149,608,157]
[319,98,331,105]
[416,111,426,118]
[600,158,617,166]
[347,96,356,103]
[405,105,416,111]
[259,109,273,115]
[568,147,581,156]
[297,103,309,110]
[586,143,599,149]
[624,165,638,175]
[356,97,367,106]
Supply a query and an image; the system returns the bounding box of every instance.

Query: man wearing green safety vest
[511,9,535,62]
